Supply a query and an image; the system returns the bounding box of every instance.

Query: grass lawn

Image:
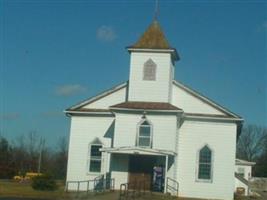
[0,180,70,199]
[0,180,263,200]
[0,180,173,200]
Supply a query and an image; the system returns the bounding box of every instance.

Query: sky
[0,0,266,147]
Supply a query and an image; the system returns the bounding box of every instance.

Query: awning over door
[100,146,176,156]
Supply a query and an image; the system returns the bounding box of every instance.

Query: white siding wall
[128,52,173,102]
[235,165,252,180]
[84,87,126,109]
[235,177,249,195]
[110,154,129,189]
[66,116,114,190]
[177,120,237,200]
[113,112,177,151]
[172,84,225,115]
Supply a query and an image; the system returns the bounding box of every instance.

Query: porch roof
[100,146,176,156]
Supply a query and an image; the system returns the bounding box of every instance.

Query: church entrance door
[128,155,156,190]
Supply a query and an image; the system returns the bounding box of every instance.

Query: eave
[127,47,180,61]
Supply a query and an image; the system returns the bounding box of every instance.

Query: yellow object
[13,172,43,181]
[13,175,22,180]
[25,172,42,179]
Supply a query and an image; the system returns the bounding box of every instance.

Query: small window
[89,144,102,173]
[197,145,212,181]
[237,167,245,178]
[143,59,156,81]
[137,120,152,147]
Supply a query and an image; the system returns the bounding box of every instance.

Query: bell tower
[127,20,180,103]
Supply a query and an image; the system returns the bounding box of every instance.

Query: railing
[65,179,95,193]
[65,174,115,194]
[119,180,150,200]
[94,174,104,192]
[166,177,179,196]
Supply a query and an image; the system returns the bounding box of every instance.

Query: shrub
[31,174,58,191]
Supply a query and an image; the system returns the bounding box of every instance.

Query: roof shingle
[130,20,171,49]
[110,101,182,111]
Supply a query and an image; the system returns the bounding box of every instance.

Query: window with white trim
[88,144,102,173]
[237,167,245,178]
[197,145,212,180]
[137,120,152,147]
[143,59,156,81]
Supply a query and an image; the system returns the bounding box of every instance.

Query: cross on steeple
[154,0,159,21]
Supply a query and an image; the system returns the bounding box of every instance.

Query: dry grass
[0,180,70,199]
[0,180,261,200]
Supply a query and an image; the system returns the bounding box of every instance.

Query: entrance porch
[100,146,176,193]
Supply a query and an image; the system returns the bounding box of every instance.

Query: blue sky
[0,0,266,147]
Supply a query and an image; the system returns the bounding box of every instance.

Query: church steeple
[131,20,170,49]
[127,20,179,61]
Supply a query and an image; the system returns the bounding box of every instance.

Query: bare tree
[26,131,40,171]
[237,125,267,161]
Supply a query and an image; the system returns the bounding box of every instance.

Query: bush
[31,174,58,191]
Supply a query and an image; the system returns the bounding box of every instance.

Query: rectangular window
[89,145,102,173]
[237,167,245,177]
[137,120,152,147]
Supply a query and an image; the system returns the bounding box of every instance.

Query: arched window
[197,145,212,181]
[143,59,156,81]
[88,138,103,173]
[137,120,152,147]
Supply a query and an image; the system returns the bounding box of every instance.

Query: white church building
[65,20,244,200]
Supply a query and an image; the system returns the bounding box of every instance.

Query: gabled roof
[110,101,182,112]
[65,80,242,121]
[66,108,110,113]
[65,82,127,112]
[173,80,242,119]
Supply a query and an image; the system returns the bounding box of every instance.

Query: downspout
[173,113,182,182]
[164,155,169,193]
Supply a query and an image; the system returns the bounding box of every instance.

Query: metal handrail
[65,179,95,193]
[119,180,150,200]
[166,177,179,197]
[65,176,115,194]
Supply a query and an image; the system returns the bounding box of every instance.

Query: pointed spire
[153,0,159,21]
[127,1,180,61]
[130,20,171,49]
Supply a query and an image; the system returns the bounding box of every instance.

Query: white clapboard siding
[66,116,114,187]
[172,83,226,115]
[110,154,129,189]
[128,52,174,102]
[235,165,252,181]
[177,120,237,200]
[113,112,177,151]
[235,177,249,195]
[83,87,126,109]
